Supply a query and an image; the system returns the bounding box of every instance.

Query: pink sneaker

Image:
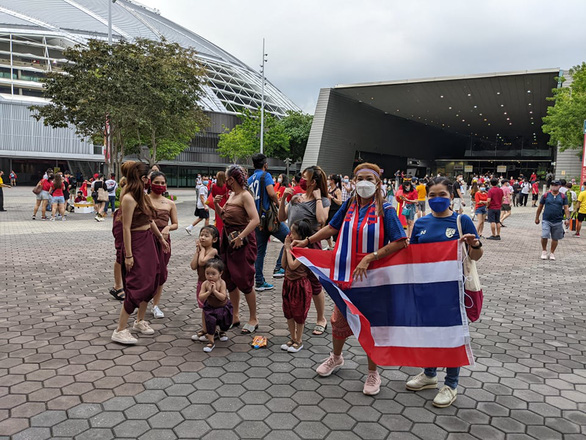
[363,370,381,396]
[316,352,344,377]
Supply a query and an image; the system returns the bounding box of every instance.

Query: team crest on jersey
[445,228,456,239]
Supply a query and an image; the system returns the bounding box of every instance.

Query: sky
[137,0,586,114]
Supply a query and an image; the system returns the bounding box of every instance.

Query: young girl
[281,220,313,353]
[190,225,220,341]
[198,258,233,352]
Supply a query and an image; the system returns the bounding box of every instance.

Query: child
[190,225,220,341]
[280,220,313,353]
[198,258,233,352]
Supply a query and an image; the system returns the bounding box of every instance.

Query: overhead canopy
[334,69,559,142]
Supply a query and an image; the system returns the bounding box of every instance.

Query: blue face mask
[428,196,451,213]
[203,180,209,186]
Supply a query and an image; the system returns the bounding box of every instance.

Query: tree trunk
[151,128,157,167]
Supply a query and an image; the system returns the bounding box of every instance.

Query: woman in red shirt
[396,180,418,237]
[33,174,53,220]
[474,185,488,237]
[211,171,229,235]
[49,174,66,221]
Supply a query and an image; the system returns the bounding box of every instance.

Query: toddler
[199,258,233,352]
[281,220,313,353]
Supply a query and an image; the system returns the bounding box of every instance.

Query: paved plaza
[1,186,585,440]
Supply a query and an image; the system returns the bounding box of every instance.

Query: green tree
[217,108,290,162]
[277,111,313,161]
[30,38,209,174]
[542,63,586,151]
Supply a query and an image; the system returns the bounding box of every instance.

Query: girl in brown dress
[213,165,260,334]
[111,162,169,345]
[148,171,178,319]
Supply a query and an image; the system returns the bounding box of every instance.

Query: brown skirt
[157,237,171,286]
[220,228,257,294]
[122,230,160,314]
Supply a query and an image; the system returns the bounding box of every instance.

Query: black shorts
[578,213,586,222]
[501,204,511,212]
[194,208,209,219]
[532,194,538,201]
[487,209,501,224]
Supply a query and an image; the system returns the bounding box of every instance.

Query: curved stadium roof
[0,0,299,116]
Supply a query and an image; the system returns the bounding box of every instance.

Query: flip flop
[109,288,125,301]
[241,323,258,334]
[312,323,328,335]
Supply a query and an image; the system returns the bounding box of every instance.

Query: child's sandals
[288,342,303,353]
[203,343,215,353]
[280,340,295,351]
[218,331,228,342]
[191,330,207,341]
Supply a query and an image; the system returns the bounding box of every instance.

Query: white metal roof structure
[0,0,299,116]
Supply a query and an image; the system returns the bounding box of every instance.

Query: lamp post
[260,38,267,154]
[108,0,117,45]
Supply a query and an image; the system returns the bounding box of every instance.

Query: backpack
[258,172,280,233]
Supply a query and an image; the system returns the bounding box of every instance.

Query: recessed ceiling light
[474,105,477,108]
[497,92,501,95]
[479,113,483,116]
[504,112,507,115]
[467,93,471,97]
[506,118,510,120]
[440,95,444,98]
[527,90,531,93]
[500,104,504,107]
[528,103,532,106]
[462,119,465,122]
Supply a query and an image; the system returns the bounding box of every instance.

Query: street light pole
[108,0,112,45]
[260,38,267,154]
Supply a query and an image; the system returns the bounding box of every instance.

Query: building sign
[497,165,507,173]
[464,165,473,173]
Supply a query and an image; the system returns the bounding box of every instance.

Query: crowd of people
[19,160,582,406]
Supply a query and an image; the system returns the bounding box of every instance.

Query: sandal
[109,288,125,301]
[203,343,215,353]
[241,323,258,334]
[219,332,228,342]
[288,342,303,353]
[280,340,295,351]
[312,323,328,335]
[230,321,240,329]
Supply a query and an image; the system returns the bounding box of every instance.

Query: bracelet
[306,237,311,245]
[125,255,133,259]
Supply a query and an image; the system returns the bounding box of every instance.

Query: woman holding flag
[293,162,407,396]
[406,176,483,407]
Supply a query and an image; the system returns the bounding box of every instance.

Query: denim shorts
[542,220,564,241]
[52,196,65,204]
[40,190,50,200]
[475,206,487,215]
[403,206,416,221]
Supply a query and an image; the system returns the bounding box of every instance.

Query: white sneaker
[132,320,155,335]
[281,340,294,351]
[49,217,55,222]
[185,226,193,235]
[203,344,215,353]
[406,372,438,391]
[433,385,458,408]
[549,253,555,260]
[152,305,164,319]
[363,370,381,396]
[111,329,137,345]
[541,251,548,260]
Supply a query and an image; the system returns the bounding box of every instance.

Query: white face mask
[356,180,377,198]
[277,178,282,183]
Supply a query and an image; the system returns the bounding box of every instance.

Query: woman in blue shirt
[406,176,483,408]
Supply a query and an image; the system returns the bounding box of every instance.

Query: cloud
[137,0,586,113]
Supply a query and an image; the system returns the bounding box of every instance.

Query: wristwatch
[373,251,379,260]
[470,241,482,249]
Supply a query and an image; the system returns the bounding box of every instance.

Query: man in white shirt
[185,179,209,234]
[105,173,118,216]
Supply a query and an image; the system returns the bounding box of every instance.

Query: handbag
[259,172,280,233]
[457,215,483,322]
[96,182,109,202]
[401,203,412,217]
[32,181,42,195]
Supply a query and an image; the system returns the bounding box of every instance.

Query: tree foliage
[277,110,313,161]
[30,38,209,172]
[217,108,289,163]
[217,109,313,163]
[542,62,586,151]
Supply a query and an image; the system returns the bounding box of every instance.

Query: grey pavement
[1,186,585,440]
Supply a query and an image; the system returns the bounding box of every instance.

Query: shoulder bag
[259,172,280,233]
[32,180,42,195]
[457,215,483,322]
[97,182,109,202]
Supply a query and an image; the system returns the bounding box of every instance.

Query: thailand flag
[293,241,474,368]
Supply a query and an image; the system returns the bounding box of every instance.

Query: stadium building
[302,69,580,181]
[0,0,299,185]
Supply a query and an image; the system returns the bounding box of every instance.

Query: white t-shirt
[197,185,208,209]
[105,179,117,195]
[521,182,531,194]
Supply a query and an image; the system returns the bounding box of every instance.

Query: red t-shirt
[286,185,305,202]
[41,179,52,191]
[487,187,504,210]
[475,192,488,205]
[51,183,64,197]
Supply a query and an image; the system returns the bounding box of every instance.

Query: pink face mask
[151,184,166,195]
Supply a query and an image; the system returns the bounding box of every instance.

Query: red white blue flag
[293,240,474,368]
